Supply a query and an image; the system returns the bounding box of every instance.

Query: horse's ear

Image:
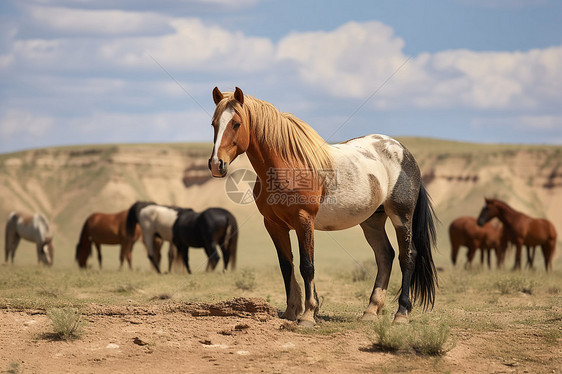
[234,87,244,106]
[212,87,223,105]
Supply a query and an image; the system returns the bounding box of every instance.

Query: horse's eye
[233,122,241,130]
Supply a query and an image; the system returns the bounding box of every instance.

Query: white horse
[126,202,177,273]
[5,211,54,265]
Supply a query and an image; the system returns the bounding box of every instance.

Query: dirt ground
[1,297,560,374]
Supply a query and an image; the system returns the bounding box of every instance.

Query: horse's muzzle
[210,158,228,178]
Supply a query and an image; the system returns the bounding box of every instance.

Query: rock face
[1,139,560,267]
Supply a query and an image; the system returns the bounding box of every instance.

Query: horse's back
[527,218,557,244]
[85,212,123,244]
[316,135,415,230]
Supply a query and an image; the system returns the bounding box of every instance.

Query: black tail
[126,201,154,238]
[411,184,438,310]
[225,214,238,270]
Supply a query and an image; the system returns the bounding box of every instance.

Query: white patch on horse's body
[15,213,50,244]
[138,205,178,244]
[212,106,235,163]
[314,134,404,231]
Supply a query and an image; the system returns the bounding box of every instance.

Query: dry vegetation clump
[46,307,85,340]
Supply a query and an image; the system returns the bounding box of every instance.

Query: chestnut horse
[477,198,557,271]
[5,211,54,266]
[449,216,507,269]
[208,87,437,325]
[75,210,142,269]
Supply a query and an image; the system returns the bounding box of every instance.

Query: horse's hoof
[392,313,409,325]
[297,319,315,328]
[359,312,378,321]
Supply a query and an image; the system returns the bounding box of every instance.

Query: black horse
[172,207,238,274]
[126,201,238,274]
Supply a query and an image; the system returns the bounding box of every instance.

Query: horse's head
[42,237,54,266]
[208,87,250,178]
[477,198,498,226]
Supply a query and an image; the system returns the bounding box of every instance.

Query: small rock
[133,337,148,346]
[106,343,119,349]
[236,350,250,355]
[24,320,36,326]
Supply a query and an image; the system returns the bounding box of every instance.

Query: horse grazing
[172,207,238,274]
[75,210,142,269]
[477,198,557,271]
[449,216,507,269]
[126,202,237,274]
[5,211,54,266]
[208,87,437,325]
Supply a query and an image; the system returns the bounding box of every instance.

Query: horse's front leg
[295,212,317,327]
[264,218,302,321]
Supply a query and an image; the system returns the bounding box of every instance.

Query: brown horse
[208,87,437,326]
[449,216,508,269]
[477,198,557,271]
[75,210,142,269]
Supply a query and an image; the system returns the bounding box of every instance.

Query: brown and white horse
[208,87,438,325]
[477,198,557,271]
[5,211,54,266]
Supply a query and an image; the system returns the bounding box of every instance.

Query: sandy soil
[1,298,560,374]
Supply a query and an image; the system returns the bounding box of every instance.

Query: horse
[449,216,508,269]
[126,202,238,274]
[477,198,557,271]
[172,207,238,274]
[5,211,54,266]
[208,87,437,326]
[75,210,142,269]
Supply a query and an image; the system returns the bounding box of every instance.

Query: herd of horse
[7,203,239,275]
[450,198,557,272]
[2,87,558,326]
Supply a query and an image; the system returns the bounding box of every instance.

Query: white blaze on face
[212,106,235,164]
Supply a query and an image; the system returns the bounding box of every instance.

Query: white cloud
[0,109,54,137]
[26,6,172,36]
[277,22,562,111]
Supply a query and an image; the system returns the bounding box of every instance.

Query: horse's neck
[246,133,285,181]
[496,203,523,227]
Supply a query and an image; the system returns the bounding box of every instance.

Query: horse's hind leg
[359,211,394,320]
[219,243,230,272]
[203,241,220,272]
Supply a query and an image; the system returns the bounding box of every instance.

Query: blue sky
[0,0,561,153]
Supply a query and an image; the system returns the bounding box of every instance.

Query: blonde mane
[215,93,332,171]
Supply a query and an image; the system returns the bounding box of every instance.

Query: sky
[0,0,561,153]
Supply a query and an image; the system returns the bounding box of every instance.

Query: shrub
[411,318,455,356]
[371,316,455,356]
[235,269,256,291]
[352,260,377,282]
[372,316,410,351]
[47,307,84,340]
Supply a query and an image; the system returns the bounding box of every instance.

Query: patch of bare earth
[1,298,560,373]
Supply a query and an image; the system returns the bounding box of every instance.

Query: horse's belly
[314,205,375,231]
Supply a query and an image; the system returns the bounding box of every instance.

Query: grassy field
[1,253,561,372]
